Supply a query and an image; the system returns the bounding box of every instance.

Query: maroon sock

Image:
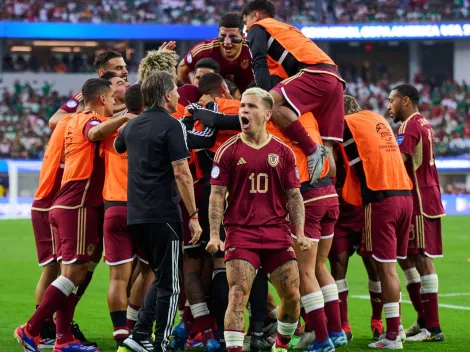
[385,317,400,341]
[183,306,194,325]
[406,282,425,319]
[282,120,317,155]
[227,348,242,352]
[28,286,69,337]
[338,290,349,325]
[422,293,440,329]
[190,315,212,336]
[76,271,94,301]
[304,308,328,343]
[275,333,291,349]
[36,304,54,325]
[324,299,342,333]
[55,292,77,345]
[369,291,383,321]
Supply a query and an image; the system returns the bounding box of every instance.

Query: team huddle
[14,1,445,352]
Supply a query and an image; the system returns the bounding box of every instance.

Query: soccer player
[266,113,347,351]
[388,85,445,342]
[241,0,346,184]
[206,87,310,352]
[178,13,254,93]
[193,58,221,86]
[14,78,129,352]
[30,100,83,349]
[49,50,129,129]
[341,95,413,350]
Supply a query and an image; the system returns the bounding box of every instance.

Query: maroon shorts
[407,214,443,257]
[182,181,209,250]
[103,206,148,265]
[290,196,339,242]
[271,68,345,141]
[329,225,361,258]
[31,209,56,266]
[359,196,413,262]
[49,206,103,264]
[224,247,296,275]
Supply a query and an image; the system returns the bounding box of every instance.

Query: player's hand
[307,145,329,185]
[118,122,127,134]
[187,103,202,116]
[296,235,311,252]
[206,237,224,254]
[159,41,176,51]
[188,218,202,244]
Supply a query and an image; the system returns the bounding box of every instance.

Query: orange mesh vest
[100,133,127,202]
[341,110,412,206]
[35,115,73,200]
[266,112,329,183]
[248,18,336,79]
[62,111,107,185]
[193,98,240,153]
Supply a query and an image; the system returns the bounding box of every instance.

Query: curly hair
[344,95,362,115]
[137,49,179,83]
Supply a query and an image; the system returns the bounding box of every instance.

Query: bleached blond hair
[242,87,274,110]
[137,49,179,83]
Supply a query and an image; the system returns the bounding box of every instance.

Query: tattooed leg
[225,259,256,331]
[270,260,301,323]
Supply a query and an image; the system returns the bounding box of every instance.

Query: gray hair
[141,71,175,109]
[242,87,274,110]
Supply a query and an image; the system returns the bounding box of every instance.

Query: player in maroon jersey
[178,13,254,93]
[206,87,310,352]
[388,84,445,342]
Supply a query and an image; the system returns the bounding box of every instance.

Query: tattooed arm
[286,188,310,251]
[206,185,227,253]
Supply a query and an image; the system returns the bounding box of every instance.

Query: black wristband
[190,208,199,218]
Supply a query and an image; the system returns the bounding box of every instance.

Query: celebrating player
[242,0,346,184]
[206,87,310,352]
[192,58,221,87]
[178,13,254,93]
[341,95,413,350]
[388,84,445,342]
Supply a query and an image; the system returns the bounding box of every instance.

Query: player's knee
[415,255,435,275]
[282,287,301,305]
[300,268,316,283]
[228,284,249,309]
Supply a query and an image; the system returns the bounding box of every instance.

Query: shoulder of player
[398,114,422,135]
[190,38,219,56]
[214,134,241,162]
[270,135,295,154]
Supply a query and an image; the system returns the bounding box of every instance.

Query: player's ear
[265,109,272,122]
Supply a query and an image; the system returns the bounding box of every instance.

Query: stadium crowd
[2,0,469,24]
[1,77,469,160]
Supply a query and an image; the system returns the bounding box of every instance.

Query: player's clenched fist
[206,237,224,254]
[296,235,312,252]
[188,218,202,244]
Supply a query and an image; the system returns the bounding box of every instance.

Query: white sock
[225,330,244,348]
[277,320,297,337]
[190,302,210,318]
[300,291,324,314]
[51,275,76,296]
[321,284,339,303]
[127,305,139,322]
[368,280,382,294]
[404,268,421,285]
[336,279,348,293]
[268,306,279,320]
[421,274,438,294]
[384,302,400,319]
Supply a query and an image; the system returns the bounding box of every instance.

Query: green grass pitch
[0,217,469,351]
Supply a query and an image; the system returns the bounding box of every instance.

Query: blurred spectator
[0,0,316,25]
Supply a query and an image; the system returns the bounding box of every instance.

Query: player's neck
[85,105,106,117]
[242,131,269,146]
[403,108,420,121]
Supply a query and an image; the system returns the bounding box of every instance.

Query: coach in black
[115,71,202,352]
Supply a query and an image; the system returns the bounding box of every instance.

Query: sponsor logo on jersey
[268,153,279,167]
[211,165,220,178]
[237,157,247,165]
[396,135,405,145]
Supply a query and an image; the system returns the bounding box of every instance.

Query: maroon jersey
[397,112,445,217]
[60,91,83,113]
[184,39,254,93]
[52,119,105,208]
[210,133,300,227]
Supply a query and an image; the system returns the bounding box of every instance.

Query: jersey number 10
[249,173,269,193]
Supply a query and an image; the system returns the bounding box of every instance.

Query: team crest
[240,59,249,69]
[268,153,279,167]
[87,243,95,256]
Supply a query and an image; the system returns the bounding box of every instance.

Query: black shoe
[250,334,272,352]
[72,321,98,347]
[123,333,155,352]
[39,321,56,349]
